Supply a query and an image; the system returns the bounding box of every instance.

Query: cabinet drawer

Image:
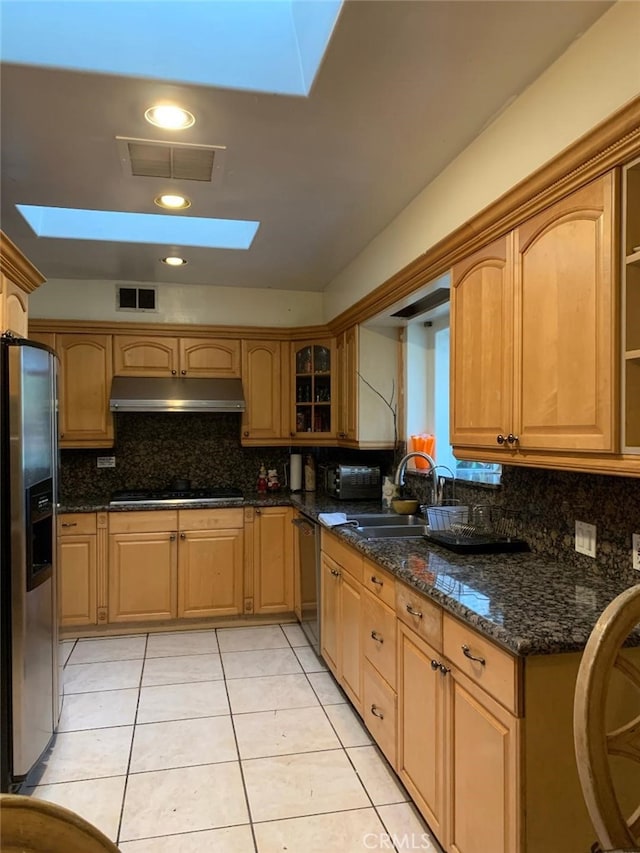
[58,513,97,536]
[363,559,395,607]
[109,510,178,534]
[178,508,244,530]
[362,589,397,689]
[443,614,521,715]
[396,583,442,651]
[321,531,363,583]
[363,660,397,767]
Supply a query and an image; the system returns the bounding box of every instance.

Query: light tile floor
[26,625,443,852]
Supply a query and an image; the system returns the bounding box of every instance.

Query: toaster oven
[323,464,381,500]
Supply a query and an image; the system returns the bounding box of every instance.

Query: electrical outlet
[97,456,116,468]
[633,533,640,571]
[575,520,597,558]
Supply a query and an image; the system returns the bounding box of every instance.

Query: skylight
[16,206,259,251]
[0,0,343,96]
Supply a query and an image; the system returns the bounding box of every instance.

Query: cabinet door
[58,535,97,626]
[447,672,520,853]
[515,172,617,452]
[109,531,177,622]
[292,340,336,440]
[241,340,288,441]
[178,528,243,618]
[397,622,446,841]
[451,236,513,449]
[253,507,294,614]
[180,338,240,377]
[57,334,113,447]
[340,569,363,713]
[320,553,341,677]
[336,327,358,442]
[0,272,29,337]
[113,335,179,376]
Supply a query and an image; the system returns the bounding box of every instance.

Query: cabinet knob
[61,522,77,528]
[330,568,341,578]
[180,532,186,540]
[406,604,423,619]
[169,533,176,541]
[255,508,261,515]
[439,663,451,676]
[507,433,519,445]
[181,369,187,375]
[243,431,250,437]
[496,434,506,445]
[430,659,440,671]
[338,432,346,439]
[171,369,177,375]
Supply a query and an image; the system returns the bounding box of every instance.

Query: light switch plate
[575,520,596,558]
[633,533,640,571]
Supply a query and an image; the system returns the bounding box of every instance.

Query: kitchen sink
[351,523,427,539]
[346,513,425,527]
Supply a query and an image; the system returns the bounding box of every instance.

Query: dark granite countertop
[58,491,639,658]
[289,493,640,658]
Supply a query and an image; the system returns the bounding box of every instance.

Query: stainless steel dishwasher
[292,514,321,655]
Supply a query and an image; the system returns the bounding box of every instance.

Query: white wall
[29,278,323,327]
[323,1,640,321]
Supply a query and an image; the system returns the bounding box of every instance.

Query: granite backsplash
[404,465,640,575]
[59,412,393,501]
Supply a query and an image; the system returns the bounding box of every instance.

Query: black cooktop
[110,487,243,506]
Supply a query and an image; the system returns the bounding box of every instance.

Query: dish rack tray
[424,504,529,554]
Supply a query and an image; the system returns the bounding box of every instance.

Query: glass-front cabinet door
[291,340,336,441]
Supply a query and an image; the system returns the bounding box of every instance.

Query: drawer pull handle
[330,568,341,578]
[370,576,383,586]
[61,522,77,528]
[462,644,486,665]
[370,631,384,644]
[370,705,384,720]
[406,604,423,618]
[439,663,451,676]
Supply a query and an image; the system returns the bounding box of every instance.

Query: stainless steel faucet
[394,451,438,507]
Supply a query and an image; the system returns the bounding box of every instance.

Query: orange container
[410,434,436,468]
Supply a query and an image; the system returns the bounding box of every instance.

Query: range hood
[109,376,246,413]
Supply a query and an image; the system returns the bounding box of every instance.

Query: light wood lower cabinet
[58,512,108,627]
[178,528,243,618]
[251,506,294,614]
[109,530,178,622]
[320,531,364,713]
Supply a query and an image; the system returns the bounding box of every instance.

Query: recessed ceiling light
[154,194,191,210]
[161,256,188,266]
[145,104,195,130]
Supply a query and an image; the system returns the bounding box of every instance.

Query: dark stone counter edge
[58,493,639,659]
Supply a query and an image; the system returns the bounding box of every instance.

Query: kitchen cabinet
[291,339,337,443]
[57,334,114,448]
[247,506,294,615]
[108,509,244,623]
[113,335,241,377]
[108,511,178,622]
[320,531,364,712]
[241,339,290,444]
[0,231,44,337]
[57,513,98,627]
[178,509,244,618]
[452,172,617,462]
[336,324,399,449]
[622,154,640,453]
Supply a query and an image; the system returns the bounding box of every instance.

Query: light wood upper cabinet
[291,339,337,443]
[452,172,617,458]
[114,335,240,377]
[0,231,45,337]
[336,325,399,449]
[57,334,114,448]
[241,340,290,443]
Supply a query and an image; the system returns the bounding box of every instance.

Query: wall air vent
[116,137,226,183]
[391,287,450,319]
[116,285,157,313]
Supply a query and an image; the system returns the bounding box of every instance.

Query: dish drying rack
[423,502,529,553]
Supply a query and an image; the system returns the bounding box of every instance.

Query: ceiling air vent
[116,137,226,183]
[116,285,157,313]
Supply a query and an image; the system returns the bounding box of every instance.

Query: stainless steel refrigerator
[1,334,59,791]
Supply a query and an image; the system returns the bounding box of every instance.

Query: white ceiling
[0,0,612,293]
